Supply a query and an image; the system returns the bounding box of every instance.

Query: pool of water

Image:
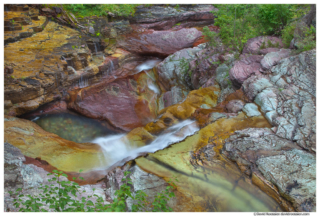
[32,113,118,143]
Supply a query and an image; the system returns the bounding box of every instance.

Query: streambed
[32,113,119,143]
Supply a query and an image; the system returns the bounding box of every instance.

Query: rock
[259,48,280,55]
[256,149,316,212]
[156,44,205,92]
[242,36,284,55]
[260,49,292,71]
[158,86,189,111]
[4,142,107,212]
[242,103,261,117]
[101,21,132,38]
[229,54,263,88]
[222,127,315,212]
[226,100,245,113]
[241,74,273,101]
[118,28,203,57]
[130,4,216,30]
[68,69,160,132]
[88,26,95,34]
[215,64,235,103]
[189,47,225,89]
[241,49,316,152]
[105,163,178,211]
[4,100,13,109]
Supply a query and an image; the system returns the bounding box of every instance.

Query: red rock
[118,28,203,57]
[242,36,284,55]
[68,70,159,132]
[226,100,245,113]
[229,54,263,88]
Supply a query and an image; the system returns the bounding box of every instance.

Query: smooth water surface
[33,113,118,143]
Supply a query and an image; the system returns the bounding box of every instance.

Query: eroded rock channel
[4,4,316,212]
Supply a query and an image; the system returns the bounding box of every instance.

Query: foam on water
[135,59,162,73]
[147,81,160,94]
[91,119,199,170]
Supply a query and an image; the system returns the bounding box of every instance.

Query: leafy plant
[202,26,219,47]
[256,4,294,35]
[281,22,296,48]
[8,170,176,212]
[62,4,138,18]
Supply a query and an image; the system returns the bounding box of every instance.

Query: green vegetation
[49,4,139,18]
[8,170,176,212]
[203,4,314,53]
[256,4,294,35]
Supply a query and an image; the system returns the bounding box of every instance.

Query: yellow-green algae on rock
[4,116,152,173]
[136,112,282,212]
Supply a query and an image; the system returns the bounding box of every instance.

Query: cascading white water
[147,80,160,95]
[135,59,162,73]
[107,60,114,75]
[78,74,89,88]
[91,119,199,170]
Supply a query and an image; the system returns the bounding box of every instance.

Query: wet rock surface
[68,68,160,132]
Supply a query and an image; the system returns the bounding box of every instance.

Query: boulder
[118,28,203,57]
[189,47,225,89]
[156,44,205,92]
[68,69,160,132]
[215,64,235,103]
[226,100,245,113]
[229,54,263,88]
[130,4,216,30]
[260,49,292,71]
[242,36,284,55]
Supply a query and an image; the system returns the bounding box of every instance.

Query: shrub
[281,22,296,48]
[63,4,138,17]
[256,4,294,35]
[8,170,176,212]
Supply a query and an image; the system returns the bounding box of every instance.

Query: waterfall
[91,119,199,170]
[135,59,162,74]
[147,81,160,95]
[78,74,89,88]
